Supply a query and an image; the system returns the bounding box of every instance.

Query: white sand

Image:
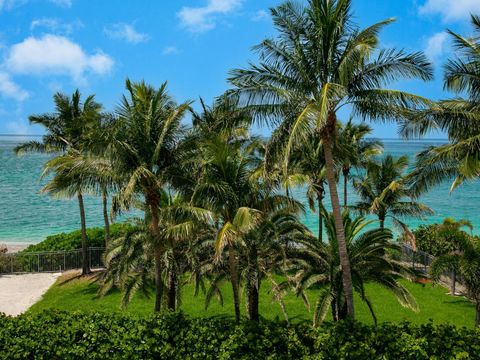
[0,273,60,316]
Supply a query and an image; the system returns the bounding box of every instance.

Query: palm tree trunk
[167,268,176,311]
[379,216,385,230]
[228,242,241,322]
[247,247,259,322]
[102,190,110,247]
[77,192,90,275]
[150,204,163,312]
[317,191,323,242]
[322,131,355,319]
[343,168,348,210]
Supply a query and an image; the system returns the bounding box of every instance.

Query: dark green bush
[21,223,134,253]
[0,310,479,359]
[411,224,458,256]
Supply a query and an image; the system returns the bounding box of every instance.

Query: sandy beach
[1,243,30,253]
[0,272,60,316]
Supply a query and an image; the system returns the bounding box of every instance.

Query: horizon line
[0,134,450,141]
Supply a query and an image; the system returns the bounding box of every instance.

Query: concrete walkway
[0,273,60,316]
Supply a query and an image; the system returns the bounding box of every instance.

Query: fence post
[37,253,40,272]
[64,251,66,271]
[10,255,13,273]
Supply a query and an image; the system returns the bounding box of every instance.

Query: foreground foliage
[0,311,479,359]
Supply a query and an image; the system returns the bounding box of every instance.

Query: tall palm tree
[229,0,433,317]
[352,155,433,229]
[108,79,191,312]
[430,235,480,326]
[336,119,383,209]
[193,136,260,322]
[406,16,480,197]
[183,96,262,322]
[14,90,102,275]
[289,211,417,327]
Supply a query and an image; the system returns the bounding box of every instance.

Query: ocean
[1,138,479,244]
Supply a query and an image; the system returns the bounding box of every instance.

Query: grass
[29,271,476,328]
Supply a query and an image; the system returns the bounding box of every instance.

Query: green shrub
[405,222,478,257]
[22,223,134,253]
[0,311,479,359]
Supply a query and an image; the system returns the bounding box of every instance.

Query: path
[0,273,60,316]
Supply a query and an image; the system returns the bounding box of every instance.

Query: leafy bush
[22,223,134,252]
[405,220,478,257]
[1,311,479,359]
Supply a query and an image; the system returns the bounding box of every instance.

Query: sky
[0,0,479,138]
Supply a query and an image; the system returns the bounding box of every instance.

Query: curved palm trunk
[150,204,163,312]
[343,168,349,210]
[247,246,259,322]
[77,192,90,275]
[322,131,355,319]
[102,190,110,247]
[317,191,324,242]
[228,242,241,322]
[167,268,177,310]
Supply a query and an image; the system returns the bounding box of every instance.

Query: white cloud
[5,35,114,83]
[49,0,72,8]
[104,23,149,44]
[177,0,243,33]
[252,10,268,22]
[425,32,449,61]
[30,17,83,35]
[0,72,29,101]
[419,0,480,22]
[162,46,179,55]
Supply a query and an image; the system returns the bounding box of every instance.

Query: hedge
[1,311,480,359]
[22,223,134,253]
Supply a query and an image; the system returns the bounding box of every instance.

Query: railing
[398,243,435,274]
[0,247,105,274]
[398,243,464,292]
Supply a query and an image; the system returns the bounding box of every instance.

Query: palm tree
[352,155,433,229]
[100,191,212,310]
[240,188,306,321]
[108,79,191,312]
[86,114,119,246]
[229,0,433,318]
[289,211,417,327]
[430,235,480,326]
[193,136,260,322]
[406,16,480,197]
[336,119,383,209]
[14,90,102,275]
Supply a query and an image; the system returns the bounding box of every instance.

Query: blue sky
[0,0,478,138]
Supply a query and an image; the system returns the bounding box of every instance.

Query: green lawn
[29,271,476,328]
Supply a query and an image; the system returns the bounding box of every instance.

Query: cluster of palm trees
[13,0,480,325]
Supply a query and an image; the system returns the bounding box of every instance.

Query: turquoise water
[1,138,479,244]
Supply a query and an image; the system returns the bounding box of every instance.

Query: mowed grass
[29,271,476,328]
